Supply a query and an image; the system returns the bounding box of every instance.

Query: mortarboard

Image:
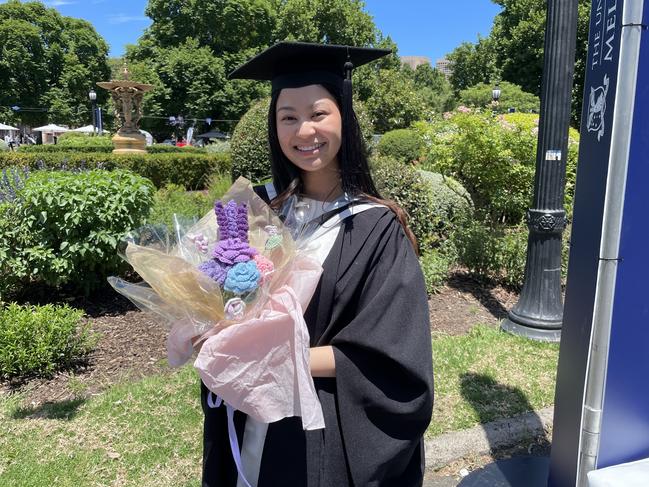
[228,41,391,92]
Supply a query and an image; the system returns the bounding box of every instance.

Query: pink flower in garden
[457,105,471,113]
[443,112,453,120]
[253,254,275,284]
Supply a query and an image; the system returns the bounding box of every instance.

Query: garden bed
[1,271,519,410]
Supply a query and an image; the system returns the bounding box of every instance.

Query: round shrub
[371,155,438,252]
[231,97,271,182]
[0,303,94,379]
[376,128,424,164]
[11,169,155,293]
[419,170,473,243]
[0,140,9,152]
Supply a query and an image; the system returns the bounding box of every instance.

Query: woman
[200,42,434,487]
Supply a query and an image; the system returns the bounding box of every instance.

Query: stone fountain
[97,65,153,153]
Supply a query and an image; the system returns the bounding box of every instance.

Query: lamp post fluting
[501,0,579,342]
[88,88,97,135]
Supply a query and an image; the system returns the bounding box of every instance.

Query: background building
[435,58,453,79]
[400,55,431,70]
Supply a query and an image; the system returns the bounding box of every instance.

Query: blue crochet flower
[224,261,261,295]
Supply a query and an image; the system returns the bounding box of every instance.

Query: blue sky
[4,0,501,62]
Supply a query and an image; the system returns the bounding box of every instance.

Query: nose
[296,120,316,138]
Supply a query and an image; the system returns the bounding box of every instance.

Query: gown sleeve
[330,213,434,485]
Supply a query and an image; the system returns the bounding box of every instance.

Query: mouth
[295,142,326,153]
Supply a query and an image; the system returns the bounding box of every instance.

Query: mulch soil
[1,270,518,410]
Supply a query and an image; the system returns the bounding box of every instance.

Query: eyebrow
[276,106,295,112]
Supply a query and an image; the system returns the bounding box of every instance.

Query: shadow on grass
[460,372,549,453]
[446,272,513,321]
[11,397,87,420]
[458,372,552,485]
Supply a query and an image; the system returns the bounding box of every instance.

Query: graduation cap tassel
[342,60,355,192]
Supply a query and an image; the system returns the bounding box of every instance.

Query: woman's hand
[310,346,336,377]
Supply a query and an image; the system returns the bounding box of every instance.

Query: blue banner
[549,0,624,484]
[598,1,649,469]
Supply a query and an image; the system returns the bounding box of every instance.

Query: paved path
[421,406,554,487]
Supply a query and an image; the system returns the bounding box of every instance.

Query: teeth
[296,143,325,152]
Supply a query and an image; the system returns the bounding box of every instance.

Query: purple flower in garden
[212,238,257,266]
[224,261,261,295]
[198,259,230,285]
[215,201,249,242]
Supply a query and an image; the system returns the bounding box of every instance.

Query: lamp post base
[501,315,561,342]
[458,456,550,487]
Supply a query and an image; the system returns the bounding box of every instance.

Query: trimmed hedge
[1,169,155,295]
[371,155,438,252]
[231,97,271,183]
[18,144,112,153]
[376,128,424,164]
[0,152,231,189]
[0,303,94,379]
[147,144,207,154]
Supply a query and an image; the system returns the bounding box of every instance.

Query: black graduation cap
[228,41,391,92]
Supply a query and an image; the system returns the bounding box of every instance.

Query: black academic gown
[201,192,434,487]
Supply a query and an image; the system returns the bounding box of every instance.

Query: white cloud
[45,0,77,6]
[107,14,150,24]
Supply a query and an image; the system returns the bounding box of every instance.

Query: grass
[0,323,559,486]
[430,324,559,436]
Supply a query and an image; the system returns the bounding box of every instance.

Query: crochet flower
[215,200,249,241]
[224,261,261,295]
[187,232,209,254]
[224,297,246,320]
[212,238,258,266]
[253,254,274,284]
[197,259,229,285]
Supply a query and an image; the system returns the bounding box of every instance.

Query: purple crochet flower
[212,238,258,266]
[215,201,249,242]
[197,259,229,285]
[224,261,261,295]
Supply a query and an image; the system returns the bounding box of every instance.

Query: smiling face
[275,84,343,182]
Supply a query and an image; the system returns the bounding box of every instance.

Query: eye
[313,111,327,119]
[280,115,296,122]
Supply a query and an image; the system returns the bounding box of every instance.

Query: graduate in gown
[198,42,434,487]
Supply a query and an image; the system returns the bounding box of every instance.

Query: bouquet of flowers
[108,177,324,430]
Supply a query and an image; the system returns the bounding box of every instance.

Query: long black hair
[267,83,419,252]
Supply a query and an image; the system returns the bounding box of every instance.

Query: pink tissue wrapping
[192,255,325,430]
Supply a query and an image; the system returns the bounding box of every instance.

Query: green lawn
[0,324,559,486]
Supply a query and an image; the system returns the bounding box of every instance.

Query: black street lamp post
[500,0,579,342]
[88,88,97,136]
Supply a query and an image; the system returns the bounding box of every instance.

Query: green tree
[488,0,590,124]
[140,0,276,55]
[0,0,110,127]
[364,69,428,133]
[447,37,498,93]
[130,0,387,137]
[273,0,377,45]
[459,81,539,113]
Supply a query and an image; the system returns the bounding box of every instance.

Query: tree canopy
[446,0,590,125]
[0,0,111,127]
